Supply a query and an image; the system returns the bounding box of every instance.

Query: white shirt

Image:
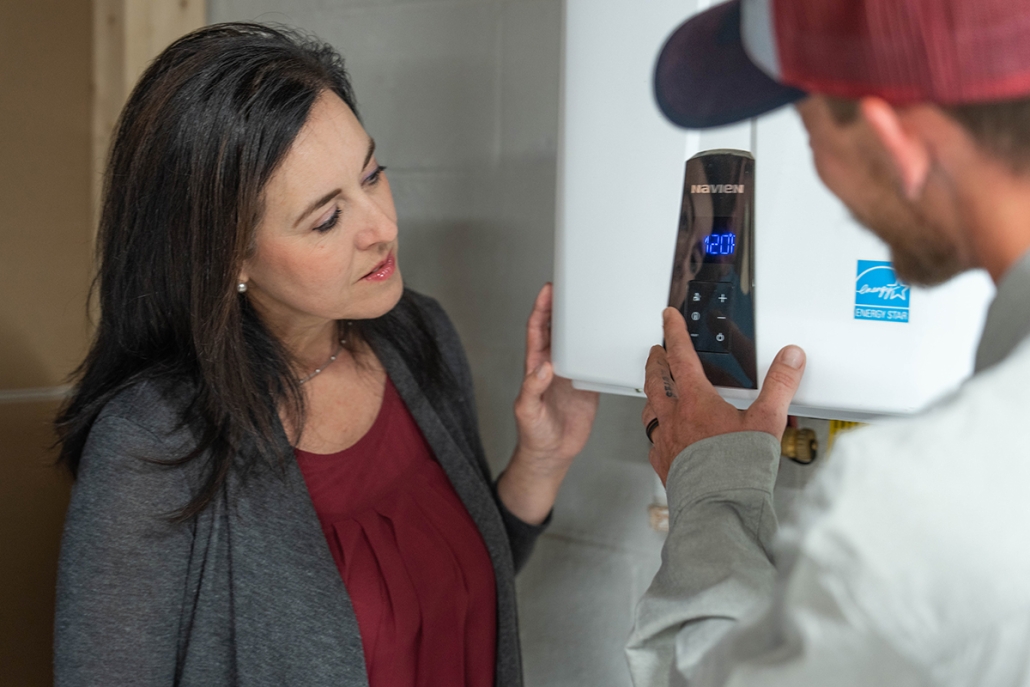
[627,253,1030,686]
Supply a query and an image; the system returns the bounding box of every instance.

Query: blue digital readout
[704,233,736,256]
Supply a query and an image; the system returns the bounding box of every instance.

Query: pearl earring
[237,282,248,293]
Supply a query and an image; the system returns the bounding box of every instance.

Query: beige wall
[93,0,207,219]
[0,1,91,680]
[0,2,203,684]
[0,401,69,685]
[0,0,94,391]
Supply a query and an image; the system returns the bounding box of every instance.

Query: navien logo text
[691,184,745,194]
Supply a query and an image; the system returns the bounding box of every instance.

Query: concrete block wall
[209,1,669,684]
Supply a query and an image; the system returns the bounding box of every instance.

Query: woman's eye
[314,208,340,233]
[364,164,387,186]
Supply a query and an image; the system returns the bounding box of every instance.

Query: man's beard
[846,164,966,287]
[851,205,965,286]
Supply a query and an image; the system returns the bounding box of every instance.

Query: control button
[685,282,715,342]
[686,282,715,308]
[710,317,731,352]
[712,284,733,311]
[709,330,730,352]
[708,284,733,353]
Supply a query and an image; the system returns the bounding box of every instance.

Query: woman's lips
[362,252,396,282]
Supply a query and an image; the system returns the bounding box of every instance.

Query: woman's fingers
[515,361,553,424]
[525,283,554,375]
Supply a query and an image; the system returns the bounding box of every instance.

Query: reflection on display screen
[704,233,735,256]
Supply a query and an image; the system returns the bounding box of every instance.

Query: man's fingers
[643,345,677,419]
[747,345,806,434]
[662,308,707,392]
[641,401,655,426]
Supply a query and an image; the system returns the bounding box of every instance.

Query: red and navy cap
[656,0,1030,129]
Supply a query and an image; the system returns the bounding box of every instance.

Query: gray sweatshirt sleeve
[625,432,781,687]
[54,415,193,686]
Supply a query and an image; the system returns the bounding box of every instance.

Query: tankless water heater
[552,0,995,420]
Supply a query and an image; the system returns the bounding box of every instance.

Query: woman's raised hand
[496,284,600,525]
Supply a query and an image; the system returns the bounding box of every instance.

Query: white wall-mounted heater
[552,0,994,421]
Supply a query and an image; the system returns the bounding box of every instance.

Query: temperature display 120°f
[703,232,735,256]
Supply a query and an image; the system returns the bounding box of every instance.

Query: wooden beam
[92,0,206,223]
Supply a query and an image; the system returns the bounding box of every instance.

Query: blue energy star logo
[855,261,910,323]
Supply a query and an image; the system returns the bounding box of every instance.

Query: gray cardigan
[54,292,545,686]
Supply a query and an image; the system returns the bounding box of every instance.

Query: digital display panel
[699,217,738,264]
[704,233,735,256]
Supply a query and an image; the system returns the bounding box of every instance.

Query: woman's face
[240,91,402,332]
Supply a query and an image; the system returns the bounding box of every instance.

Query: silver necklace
[298,338,346,385]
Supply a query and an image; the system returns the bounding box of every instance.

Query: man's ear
[860,97,931,200]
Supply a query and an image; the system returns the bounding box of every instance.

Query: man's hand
[642,308,806,485]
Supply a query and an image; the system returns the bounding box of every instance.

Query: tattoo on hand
[662,372,676,398]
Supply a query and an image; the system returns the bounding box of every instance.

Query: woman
[54,23,598,687]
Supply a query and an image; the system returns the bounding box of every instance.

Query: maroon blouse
[294,378,497,687]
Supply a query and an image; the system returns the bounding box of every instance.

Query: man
[626,0,1030,685]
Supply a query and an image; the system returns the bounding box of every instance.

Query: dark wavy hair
[56,23,452,520]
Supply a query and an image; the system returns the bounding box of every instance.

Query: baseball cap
[656,0,1030,129]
